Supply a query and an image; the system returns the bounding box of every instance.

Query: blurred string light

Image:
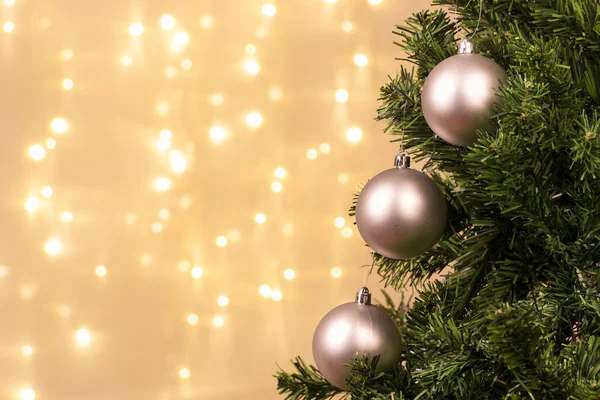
[158,209,170,220]
[20,389,35,400]
[62,78,74,90]
[259,284,272,298]
[140,253,153,266]
[320,143,331,154]
[95,265,107,277]
[282,223,294,236]
[170,31,189,52]
[45,138,56,149]
[306,149,318,160]
[335,89,349,103]
[210,93,224,105]
[228,229,241,241]
[246,112,263,128]
[331,267,342,278]
[128,22,144,36]
[60,212,73,223]
[151,222,163,233]
[154,177,172,192]
[283,269,295,280]
[180,59,192,70]
[50,117,68,134]
[268,87,283,102]
[24,197,40,212]
[5,0,15,6]
[168,150,187,174]
[217,295,229,307]
[190,266,203,279]
[178,260,191,272]
[245,43,256,55]
[346,127,363,142]
[209,125,226,143]
[325,0,337,3]
[342,21,354,32]
[255,213,266,224]
[354,53,369,67]
[341,227,353,238]
[244,59,260,75]
[28,144,45,161]
[160,14,175,30]
[156,101,170,115]
[45,239,62,255]
[271,290,282,302]
[41,186,53,198]
[216,235,228,247]
[61,48,74,61]
[76,328,91,347]
[262,4,277,16]
[179,368,191,379]
[334,217,345,228]
[179,195,193,209]
[368,0,383,4]
[164,66,177,78]
[3,21,14,32]
[156,130,171,152]
[337,172,349,184]
[271,182,282,193]
[200,14,214,30]
[21,345,33,357]
[187,313,199,325]
[274,167,286,179]
[120,54,133,66]
[213,316,225,327]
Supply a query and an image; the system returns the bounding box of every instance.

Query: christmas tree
[275,0,600,398]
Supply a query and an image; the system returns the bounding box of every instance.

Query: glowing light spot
[245,43,256,55]
[156,101,170,115]
[171,31,189,52]
[179,195,193,209]
[154,177,172,192]
[159,209,170,220]
[151,222,163,233]
[342,21,354,32]
[368,0,382,4]
[271,182,282,193]
[341,227,353,238]
[21,345,33,356]
[156,137,171,152]
[306,148,318,160]
[354,53,369,67]
[40,186,53,198]
[0,266,6,278]
[262,4,276,16]
[246,112,263,128]
[45,138,56,149]
[187,313,199,325]
[282,223,294,236]
[50,117,68,134]
[209,125,226,143]
[20,284,35,299]
[335,89,349,103]
[20,389,35,400]
[255,213,266,224]
[180,59,192,70]
[334,217,345,228]
[129,22,144,36]
[271,290,282,301]
[61,48,74,61]
[228,229,241,241]
[169,150,187,174]
[62,78,74,90]
[213,316,224,327]
[120,54,133,66]
[95,265,107,277]
[346,127,363,142]
[3,21,14,32]
[331,267,342,278]
[28,145,45,161]
[60,212,73,223]
[259,284,272,298]
[24,197,39,212]
[179,368,191,379]
[178,260,191,272]
[255,27,266,38]
[190,266,203,279]
[320,143,331,154]
[5,0,15,6]
[160,14,175,30]
[211,93,224,105]
[164,66,177,78]
[217,295,229,307]
[244,59,260,75]
[76,328,91,347]
[57,304,72,318]
[200,14,213,30]
[325,0,337,3]
[45,239,61,255]
[283,269,295,280]
[140,253,153,266]
[337,172,349,184]
[268,87,283,102]
[216,236,228,247]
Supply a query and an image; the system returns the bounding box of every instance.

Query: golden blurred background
[1,0,430,398]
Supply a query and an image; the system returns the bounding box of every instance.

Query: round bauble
[421,39,507,147]
[312,287,402,389]
[355,155,447,260]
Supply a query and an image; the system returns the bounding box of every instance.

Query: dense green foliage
[275,0,600,398]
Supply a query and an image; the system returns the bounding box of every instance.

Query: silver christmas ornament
[355,154,447,260]
[312,287,402,389]
[421,38,507,146]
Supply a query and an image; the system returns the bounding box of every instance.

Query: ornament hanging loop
[395,153,410,169]
[458,38,474,54]
[355,287,372,305]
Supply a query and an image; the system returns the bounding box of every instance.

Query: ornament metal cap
[458,38,475,54]
[355,287,372,305]
[394,154,410,169]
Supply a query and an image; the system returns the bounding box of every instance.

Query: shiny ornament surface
[421,43,507,146]
[312,288,402,389]
[355,158,447,259]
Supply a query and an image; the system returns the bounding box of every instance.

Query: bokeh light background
[0,0,430,399]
